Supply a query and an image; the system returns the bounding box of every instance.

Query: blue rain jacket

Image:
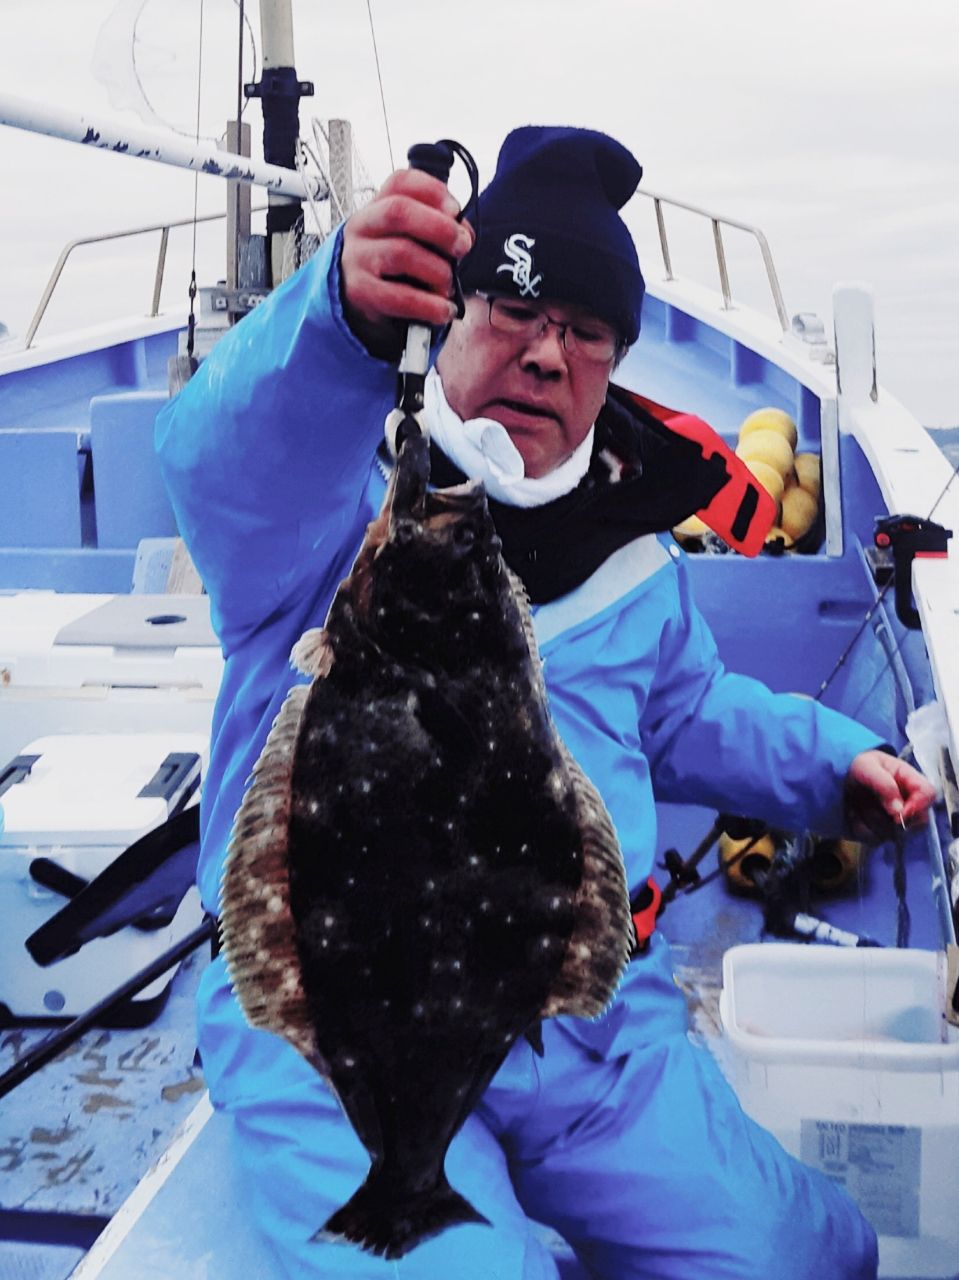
[156,230,878,921]
[155,230,880,1279]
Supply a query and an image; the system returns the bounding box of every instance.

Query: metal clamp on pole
[874,515,952,630]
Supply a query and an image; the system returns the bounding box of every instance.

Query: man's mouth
[488,399,560,424]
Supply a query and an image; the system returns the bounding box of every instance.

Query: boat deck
[0,794,951,1280]
[0,947,208,1280]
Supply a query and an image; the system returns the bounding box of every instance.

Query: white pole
[259,0,296,64]
[0,92,327,202]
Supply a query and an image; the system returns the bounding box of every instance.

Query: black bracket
[0,754,41,800]
[874,514,952,630]
[244,69,314,102]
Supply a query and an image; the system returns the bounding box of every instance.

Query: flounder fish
[219,430,632,1259]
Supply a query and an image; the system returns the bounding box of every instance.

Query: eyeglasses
[474,292,623,364]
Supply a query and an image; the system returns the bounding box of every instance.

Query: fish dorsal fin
[290,627,334,678]
[504,562,632,1018]
[219,682,325,1070]
[541,742,633,1020]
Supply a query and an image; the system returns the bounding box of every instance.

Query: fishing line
[923,449,959,524]
[186,0,206,358]
[235,0,245,139]
[232,0,245,292]
[365,0,395,171]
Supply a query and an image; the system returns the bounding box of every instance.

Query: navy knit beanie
[459,125,645,346]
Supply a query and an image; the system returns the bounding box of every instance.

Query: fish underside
[220,431,632,1259]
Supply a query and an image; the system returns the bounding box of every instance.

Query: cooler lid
[0,733,207,846]
[54,595,217,650]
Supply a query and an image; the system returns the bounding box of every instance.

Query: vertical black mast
[245,0,314,286]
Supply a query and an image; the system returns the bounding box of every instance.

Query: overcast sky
[1,0,957,426]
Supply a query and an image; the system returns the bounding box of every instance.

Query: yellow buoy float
[794,452,821,500]
[742,459,785,508]
[738,407,798,451]
[809,838,865,891]
[677,407,822,555]
[736,429,795,479]
[672,514,711,548]
[780,486,819,542]
[719,830,779,893]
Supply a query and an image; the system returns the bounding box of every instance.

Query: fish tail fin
[316,1173,489,1259]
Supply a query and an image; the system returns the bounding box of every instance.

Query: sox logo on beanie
[460,125,646,346]
[497,234,543,298]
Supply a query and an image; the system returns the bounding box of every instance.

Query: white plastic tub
[0,732,207,1020]
[719,943,959,1279]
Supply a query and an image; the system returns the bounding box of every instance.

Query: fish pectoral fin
[290,627,334,678]
[541,746,633,1021]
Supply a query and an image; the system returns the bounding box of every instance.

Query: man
[156,126,933,1279]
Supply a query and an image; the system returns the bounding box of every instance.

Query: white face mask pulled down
[424,369,594,509]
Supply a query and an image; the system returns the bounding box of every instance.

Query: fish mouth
[388,433,487,530]
[389,431,431,519]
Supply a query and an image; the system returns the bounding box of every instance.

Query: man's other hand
[844,749,937,842]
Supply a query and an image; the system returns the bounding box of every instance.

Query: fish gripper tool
[386,139,479,458]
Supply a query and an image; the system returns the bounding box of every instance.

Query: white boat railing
[638,188,789,332]
[22,208,267,349]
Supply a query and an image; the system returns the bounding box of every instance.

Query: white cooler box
[719,943,959,1280]
[0,732,208,1022]
[0,592,224,762]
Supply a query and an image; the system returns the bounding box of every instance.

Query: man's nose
[519,321,567,373]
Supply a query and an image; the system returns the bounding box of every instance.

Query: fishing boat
[1,5,958,1278]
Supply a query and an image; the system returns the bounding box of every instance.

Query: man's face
[435,294,618,479]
